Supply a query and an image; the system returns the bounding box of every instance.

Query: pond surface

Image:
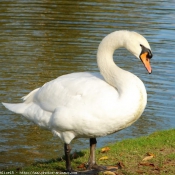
[0,0,175,169]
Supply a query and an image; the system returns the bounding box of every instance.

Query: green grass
[1,129,175,175]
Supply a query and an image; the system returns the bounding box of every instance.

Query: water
[0,0,175,169]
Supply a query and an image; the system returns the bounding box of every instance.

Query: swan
[2,30,153,172]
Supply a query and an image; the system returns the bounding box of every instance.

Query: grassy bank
[1,129,175,175]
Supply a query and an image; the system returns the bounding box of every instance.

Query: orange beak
[140,52,152,74]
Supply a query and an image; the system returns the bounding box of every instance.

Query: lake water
[0,0,175,169]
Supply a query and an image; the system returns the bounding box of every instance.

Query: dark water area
[0,0,175,169]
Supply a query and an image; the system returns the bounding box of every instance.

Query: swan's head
[125,31,153,74]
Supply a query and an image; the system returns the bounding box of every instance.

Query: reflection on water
[0,0,175,169]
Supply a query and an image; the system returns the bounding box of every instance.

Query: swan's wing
[3,72,119,130]
[33,72,119,112]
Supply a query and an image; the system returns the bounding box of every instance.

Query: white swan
[2,30,153,171]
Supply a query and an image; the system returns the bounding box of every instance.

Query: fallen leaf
[116,161,125,169]
[103,171,116,175]
[136,170,145,174]
[101,147,110,153]
[77,163,86,169]
[142,153,154,161]
[142,155,153,161]
[163,160,175,167]
[139,162,155,167]
[105,165,119,170]
[154,167,161,172]
[99,156,108,161]
[160,148,165,151]
[146,152,155,157]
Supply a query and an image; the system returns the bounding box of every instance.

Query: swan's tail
[2,102,51,129]
[2,102,28,114]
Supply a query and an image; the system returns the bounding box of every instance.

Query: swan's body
[4,72,146,142]
[2,30,153,171]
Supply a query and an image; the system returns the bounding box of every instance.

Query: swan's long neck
[97,31,131,93]
[97,31,147,126]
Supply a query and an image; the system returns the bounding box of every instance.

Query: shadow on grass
[30,151,105,174]
[31,150,86,171]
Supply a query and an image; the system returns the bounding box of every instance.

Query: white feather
[2,30,151,144]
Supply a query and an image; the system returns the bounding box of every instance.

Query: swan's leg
[87,139,119,172]
[64,143,72,172]
[88,138,97,169]
[87,138,104,170]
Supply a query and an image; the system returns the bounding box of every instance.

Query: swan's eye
[147,50,153,59]
[140,44,153,59]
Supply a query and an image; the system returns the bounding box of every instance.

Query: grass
[1,129,175,175]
